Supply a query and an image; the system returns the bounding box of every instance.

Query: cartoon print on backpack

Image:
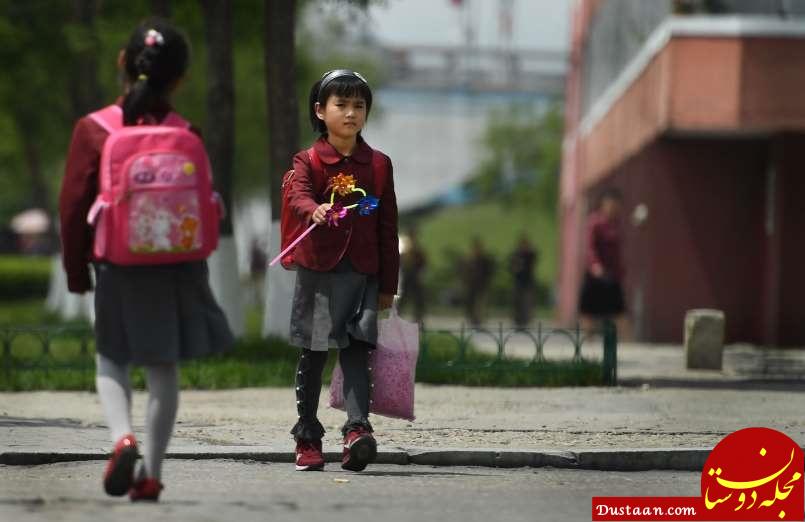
[129,191,202,254]
[151,209,173,251]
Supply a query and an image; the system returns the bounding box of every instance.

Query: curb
[0,447,711,471]
[618,377,805,390]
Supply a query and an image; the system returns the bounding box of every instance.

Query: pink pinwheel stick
[269,222,318,267]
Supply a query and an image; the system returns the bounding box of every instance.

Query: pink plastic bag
[329,306,419,421]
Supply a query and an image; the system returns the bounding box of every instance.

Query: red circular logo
[701,427,803,520]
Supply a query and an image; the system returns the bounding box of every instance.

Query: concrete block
[685,309,725,370]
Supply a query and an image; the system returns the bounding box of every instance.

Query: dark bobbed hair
[308,69,373,134]
[122,18,190,125]
[597,187,623,209]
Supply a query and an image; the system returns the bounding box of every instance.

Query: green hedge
[0,256,51,300]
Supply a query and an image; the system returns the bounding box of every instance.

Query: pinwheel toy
[269,173,380,266]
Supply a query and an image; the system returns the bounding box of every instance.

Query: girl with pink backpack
[59,19,233,502]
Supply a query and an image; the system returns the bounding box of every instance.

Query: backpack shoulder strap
[283,147,319,192]
[161,111,191,129]
[88,106,190,132]
[307,146,322,174]
[88,105,123,134]
[371,150,389,196]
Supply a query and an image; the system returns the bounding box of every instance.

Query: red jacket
[586,211,624,282]
[59,100,178,293]
[286,136,400,295]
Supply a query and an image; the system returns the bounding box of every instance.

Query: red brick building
[559,1,805,345]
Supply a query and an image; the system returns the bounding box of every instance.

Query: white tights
[95,354,179,480]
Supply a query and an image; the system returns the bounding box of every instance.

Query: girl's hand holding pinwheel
[312,203,333,225]
[269,173,380,267]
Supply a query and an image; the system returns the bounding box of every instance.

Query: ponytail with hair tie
[121,19,189,126]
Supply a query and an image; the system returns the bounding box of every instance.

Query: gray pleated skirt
[93,261,234,366]
[289,258,379,351]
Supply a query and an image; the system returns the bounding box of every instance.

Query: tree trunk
[47,0,103,322]
[18,123,50,214]
[69,0,103,118]
[201,0,243,337]
[201,0,235,236]
[14,115,55,253]
[264,0,299,220]
[150,0,171,17]
[262,0,299,339]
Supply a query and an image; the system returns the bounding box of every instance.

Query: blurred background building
[559,0,805,345]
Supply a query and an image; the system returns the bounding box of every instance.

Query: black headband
[318,69,369,98]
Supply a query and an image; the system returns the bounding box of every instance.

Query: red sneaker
[129,477,163,502]
[341,428,376,472]
[295,440,325,471]
[103,434,138,496]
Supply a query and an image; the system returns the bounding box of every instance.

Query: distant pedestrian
[579,188,627,336]
[59,19,233,502]
[464,237,495,327]
[509,234,538,328]
[249,237,267,304]
[0,226,15,254]
[401,228,427,324]
[280,69,399,473]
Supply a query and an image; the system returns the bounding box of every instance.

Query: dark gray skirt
[289,259,379,351]
[579,272,625,317]
[93,261,234,366]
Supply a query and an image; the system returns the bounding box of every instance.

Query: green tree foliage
[470,103,563,213]
[0,1,74,225]
[0,0,385,227]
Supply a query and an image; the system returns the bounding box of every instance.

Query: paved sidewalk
[2,334,805,470]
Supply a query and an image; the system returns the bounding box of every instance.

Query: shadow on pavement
[0,417,84,429]
[356,469,499,478]
[619,378,805,392]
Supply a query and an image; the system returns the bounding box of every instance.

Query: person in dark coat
[579,188,627,335]
[464,237,495,327]
[401,228,427,324]
[249,237,267,304]
[509,234,538,328]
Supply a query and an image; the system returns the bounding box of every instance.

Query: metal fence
[1,320,618,386]
[1,326,95,371]
[417,320,617,385]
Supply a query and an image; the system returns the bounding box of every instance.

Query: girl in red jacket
[59,20,233,501]
[284,70,399,472]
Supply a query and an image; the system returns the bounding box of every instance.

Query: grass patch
[0,332,337,391]
[411,201,557,310]
[417,201,557,284]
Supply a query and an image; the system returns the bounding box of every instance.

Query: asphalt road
[1,460,701,522]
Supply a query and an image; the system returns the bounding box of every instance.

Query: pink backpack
[86,105,223,265]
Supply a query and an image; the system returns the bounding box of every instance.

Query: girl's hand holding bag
[329,301,419,421]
